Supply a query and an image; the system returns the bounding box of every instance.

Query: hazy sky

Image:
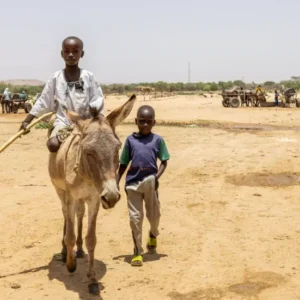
[1,0,300,83]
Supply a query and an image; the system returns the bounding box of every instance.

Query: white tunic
[30,69,104,127]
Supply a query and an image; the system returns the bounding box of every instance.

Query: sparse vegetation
[101,79,300,95]
[1,78,300,97]
[0,83,43,96]
[35,122,51,129]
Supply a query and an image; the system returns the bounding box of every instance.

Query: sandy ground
[1,95,300,300]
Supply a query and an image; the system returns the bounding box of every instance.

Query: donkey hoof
[88,283,100,295]
[61,252,67,263]
[76,249,85,258]
[53,252,67,263]
[66,259,77,273]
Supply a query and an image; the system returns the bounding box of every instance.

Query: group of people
[1,89,27,113]
[19,36,170,267]
[256,85,280,107]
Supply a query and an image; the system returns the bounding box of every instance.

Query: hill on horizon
[0,79,45,86]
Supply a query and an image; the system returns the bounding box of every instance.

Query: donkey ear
[106,94,136,129]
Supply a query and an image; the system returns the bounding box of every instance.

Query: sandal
[146,236,157,253]
[131,255,143,266]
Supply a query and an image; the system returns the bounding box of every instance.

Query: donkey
[49,95,136,295]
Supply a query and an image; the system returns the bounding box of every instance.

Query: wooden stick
[0,112,55,154]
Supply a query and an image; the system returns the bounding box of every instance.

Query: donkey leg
[53,187,67,262]
[64,195,77,273]
[76,200,85,258]
[60,218,67,262]
[86,197,101,295]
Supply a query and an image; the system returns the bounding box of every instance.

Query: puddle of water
[246,271,286,285]
[229,282,271,295]
[229,271,286,296]
[168,272,285,299]
[226,172,300,187]
[232,124,277,131]
[168,288,224,300]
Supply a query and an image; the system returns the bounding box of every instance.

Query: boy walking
[117,105,170,266]
[19,36,104,152]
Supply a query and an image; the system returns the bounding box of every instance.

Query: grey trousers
[126,175,160,255]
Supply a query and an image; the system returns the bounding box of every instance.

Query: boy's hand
[19,114,35,134]
[154,175,159,190]
[19,121,30,134]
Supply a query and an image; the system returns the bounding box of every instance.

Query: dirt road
[1,95,300,299]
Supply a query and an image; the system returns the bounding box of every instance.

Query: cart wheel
[222,98,230,107]
[25,102,32,113]
[230,97,240,108]
[11,104,18,114]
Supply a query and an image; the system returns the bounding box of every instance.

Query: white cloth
[3,88,11,101]
[30,69,104,127]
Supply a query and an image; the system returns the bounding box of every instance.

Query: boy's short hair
[137,105,155,118]
[62,36,84,49]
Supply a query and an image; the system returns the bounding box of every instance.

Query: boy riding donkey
[19,36,104,152]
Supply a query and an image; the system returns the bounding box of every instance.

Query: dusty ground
[1,94,300,300]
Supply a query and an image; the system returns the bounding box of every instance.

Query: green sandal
[131,255,143,266]
[146,237,157,253]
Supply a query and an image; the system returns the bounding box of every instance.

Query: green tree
[203,84,211,91]
[233,80,245,87]
[210,82,218,91]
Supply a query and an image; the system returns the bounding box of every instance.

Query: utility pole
[188,61,191,83]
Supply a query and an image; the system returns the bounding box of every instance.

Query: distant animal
[136,86,155,100]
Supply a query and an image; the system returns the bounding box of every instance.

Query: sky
[1,0,300,84]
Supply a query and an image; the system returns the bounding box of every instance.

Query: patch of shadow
[112,253,168,264]
[0,265,48,279]
[48,256,106,300]
[226,172,300,187]
[168,288,224,300]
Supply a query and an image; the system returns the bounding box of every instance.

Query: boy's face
[135,109,156,135]
[61,39,84,66]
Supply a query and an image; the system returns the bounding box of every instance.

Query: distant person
[1,94,4,113]
[256,85,263,95]
[2,88,11,113]
[18,36,104,153]
[274,90,279,107]
[20,90,27,100]
[117,105,170,267]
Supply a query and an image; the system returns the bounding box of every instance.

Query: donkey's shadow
[48,255,106,300]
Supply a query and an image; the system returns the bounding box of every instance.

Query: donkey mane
[89,106,101,119]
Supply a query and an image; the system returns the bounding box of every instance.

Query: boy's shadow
[112,252,168,264]
[47,254,106,300]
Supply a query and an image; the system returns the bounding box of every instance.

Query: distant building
[291,76,300,82]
